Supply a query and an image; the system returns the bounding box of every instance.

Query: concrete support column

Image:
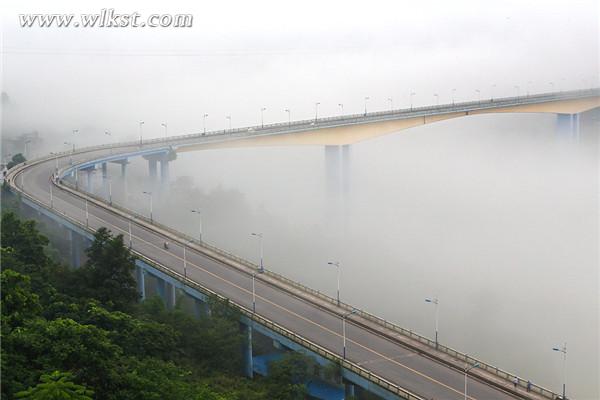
[242,323,254,378]
[325,145,341,195]
[345,382,356,398]
[193,298,210,318]
[120,162,127,177]
[556,113,580,140]
[101,162,107,179]
[68,230,84,268]
[136,266,146,301]
[167,283,177,309]
[342,144,351,195]
[160,160,170,185]
[148,159,158,181]
[156,278,166,303]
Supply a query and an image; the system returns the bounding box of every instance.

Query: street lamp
[107,178,113,205]
[364,96,370,115]
[142,191,153,222]
[251,232,264,273]
[50,152,59,172]
[190,208,202,242]
[475,89,481,105]
[434,93,439,106]
[315,102,320,123]
[203,114,208,135]
[491,84,497,102]
[105,130,112,154]
[226,115,232,131]
[549,81,555,92]
[327,261,341,305]
[284,109,291,127]
[338,103,344,116]
[451,89,457,106]
[514,85,520,100]
[342,309,358,359]
[161,122,168,139]
[552,343,567,400]
[410,92,416,111]
[464,362,480,400]
[64,141,75,165]
[387,97,394,111]
[251,272,257,312]
[138,121,144,146]
[527,80,533,97]
[425,297,439,348]
[260,107,266,128]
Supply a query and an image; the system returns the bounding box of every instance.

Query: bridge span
[6,89,597,400]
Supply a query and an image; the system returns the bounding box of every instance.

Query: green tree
[266,352,317,399]
[15,371,93,400]
[80,228,139,311]
[1,269,42,330]
[1,212,51,274]
[7,153,26,169]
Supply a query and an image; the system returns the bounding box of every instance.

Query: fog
[2,0,599,398]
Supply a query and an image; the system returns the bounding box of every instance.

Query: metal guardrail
[9,88,591,399]
[57,173,561,400]
[5,168,423,400]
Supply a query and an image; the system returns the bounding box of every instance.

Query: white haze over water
[2,0,599,398]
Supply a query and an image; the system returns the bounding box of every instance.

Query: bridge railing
[57,176,561,400]
[6,167,424,400]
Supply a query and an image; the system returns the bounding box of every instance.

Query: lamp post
[364,96,370,115]
[107,178,112,205]
[475,89,481,105]
[251,232,264,272]
[491,84,497,102]
[139,121,144,146]
[514,85,520,101]
[128,219,133,248]
[425,297,439,348]
[183,242,187,278]
[203,114,208,135]
[387,97,394,111]
[191,208,202,242]
[410,92,416,111]
[142,191,153,222]
[552,343,567,399]
[549,81,555,92]
[452,89,457,106]
[434,93,439,106]
[105,130,113,154]
[64,142,74,165]
[85,198,89,227]
[252,272,257,312]
[49,184,53,208]
[342,309,358,359]
[526,81,533,97]
[338,103,344,116]
[260,107,266,128]
[284,109,291,127]
[464,362,480,400]
[161,122,168,139]
[50,152,59,172]
[315,102,320,123]
[327,261,341,305]
[226,115,232,131]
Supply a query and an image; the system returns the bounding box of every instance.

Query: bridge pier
[136,265,146,301]
[101,162,107,179]
[243,323,254,378]
[556,113,580,140]
[148,159,158,181]
[160,159,170,185]
[325,145,351,196]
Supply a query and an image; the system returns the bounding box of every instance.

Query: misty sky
[1,1,599,398]
[1,0,599,147]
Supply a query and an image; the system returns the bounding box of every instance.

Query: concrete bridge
[6,88,598,400]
